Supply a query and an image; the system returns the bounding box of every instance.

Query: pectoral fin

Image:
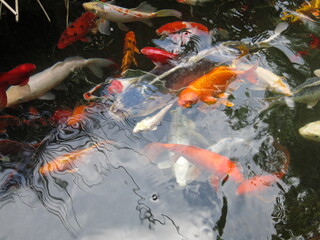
[117,23,129,32]
[98,19,111,35]
[307,100,319,109]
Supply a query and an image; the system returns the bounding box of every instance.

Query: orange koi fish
[0,63,36,107]
[58,11,97,49]
[156,21,209,36]
[143,143,243,189]
[120,31,140,74]
[236,142,290,195]
[178,65,257,108]
[39,140,112,175]
[66,103,96,126]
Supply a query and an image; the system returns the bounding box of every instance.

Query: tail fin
[85,58,115,78]
[155,9,182,18]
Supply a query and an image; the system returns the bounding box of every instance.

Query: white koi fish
[5,57,114,107]
[83,1,182,32]
[133,102,174,133]
[299,120,320,142]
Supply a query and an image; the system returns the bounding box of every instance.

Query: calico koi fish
[141,47,178,65]
[156,21,209,36]
[121,31,140,74]
[0,63,36,107]
[143,143,243,189]
[178,65,257,108]
[83,1,182,32]
[236,142,290,195]
[58,11,98,49]
[39,141,112,175]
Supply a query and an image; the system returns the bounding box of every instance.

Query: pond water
[0,0,320,239]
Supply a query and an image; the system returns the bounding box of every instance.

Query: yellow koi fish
[121,31,140,74]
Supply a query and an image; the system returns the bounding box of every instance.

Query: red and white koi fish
[83,1,182,32]
[141,47,178,66]
[236,142,290,195]
[58,11,98,49]
[143,143,243,189]
[156,21,209,36]
[0,63,36,107]
[121,31,140,74]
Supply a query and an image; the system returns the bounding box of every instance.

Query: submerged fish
[281,0,320,23]
[57,11,97,49]
[299,120,320,142]
[5,57,114,107]
[121,31,140,74]
[39,141,112,175]
[0,63,36,107]
[236,141,290,195]
[133,102,174,133]
[144,143,243,190]
[83,1,182,32]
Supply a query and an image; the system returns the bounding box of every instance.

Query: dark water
[0,0,320,239]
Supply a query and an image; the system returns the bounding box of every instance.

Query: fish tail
[85,58,116,78]
[155,9,182,18]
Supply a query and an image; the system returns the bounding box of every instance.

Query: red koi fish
[236,142,290,195]
[141,47,178,65]
[156,21,209,36]
[143,143,243,189]
[121,31,140,74]
[0,63,36,107]
[178,65,257,108]
[49,108,73,125]
[57,12,97,49]
[39,140,112,175]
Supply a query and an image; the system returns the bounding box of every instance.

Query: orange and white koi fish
[143,143,243,189]
[121,31,140,74]
[58,11,98,49]
[178,65,257,108]
[236,142,290,195]
[281,0,320,23]
[156,21,209,36]
[83,1,182,32]
[39,141,112,175]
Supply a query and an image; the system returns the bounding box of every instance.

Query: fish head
[83,2,104,14]
[178,90,199,108]
[299,121,320,142]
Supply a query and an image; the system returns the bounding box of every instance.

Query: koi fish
[236,142,290,195]
[178,65,257,108]
[83,1,182,32]
[39,141,112,175]
[281,0,320,23]
[121,31,140,74]
[143,143,243,189]
[299,120,320,142]
[156,21,209,36]
[0,63,36,107]
[141,47,178,66]
[49,108,73,125]
[57,11,98,49]
[5,57,114,107]
[66,104,92,126]
[133,102,174,133]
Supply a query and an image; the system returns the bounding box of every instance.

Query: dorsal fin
[132,1,157,13]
